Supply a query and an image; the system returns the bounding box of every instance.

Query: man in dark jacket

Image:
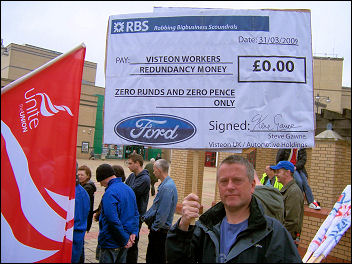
[276,148,320,209]
[271,160,304,246]
[144,158,158,196]
[96,163,139,263]
[166,155,301,263]
[125,153,151,263]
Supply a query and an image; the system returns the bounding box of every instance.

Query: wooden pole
[307,255,317,263]
[302,250,313,263]
[314,254,325,263]
[307,254,325,263]
[192,150,199,194]
[190,150,199,225]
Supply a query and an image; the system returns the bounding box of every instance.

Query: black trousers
[146,229,168,263]
[151,183,156,196]
[126,221,142,263]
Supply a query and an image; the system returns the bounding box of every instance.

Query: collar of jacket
[199,196,267,231]
[106,177,122,189]
[83,180,97,192]
[279,179,295,194]
[134,169,148,178]
[158,175,171,188]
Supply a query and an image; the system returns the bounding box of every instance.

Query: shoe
[309,200,321,210]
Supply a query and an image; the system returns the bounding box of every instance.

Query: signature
[251,113,301,131]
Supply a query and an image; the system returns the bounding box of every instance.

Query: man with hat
[271,161,304,247]
[96,164,139,263]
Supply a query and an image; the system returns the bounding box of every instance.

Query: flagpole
[1,43,86,95]
[303,250,313,262]
[190,150,199,225]
[307,254,324,263]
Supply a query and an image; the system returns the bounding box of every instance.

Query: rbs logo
[112,20,149,33]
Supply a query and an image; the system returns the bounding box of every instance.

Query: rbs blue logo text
[112,20,149,33]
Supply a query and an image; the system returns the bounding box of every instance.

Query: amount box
[238,55,307,83]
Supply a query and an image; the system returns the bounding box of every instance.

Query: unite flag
[303,185,351,263]
[1,44,86,262]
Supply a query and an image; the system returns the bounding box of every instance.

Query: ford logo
[114,114,196,145]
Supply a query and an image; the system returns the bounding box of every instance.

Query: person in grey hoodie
[253,170,284,224]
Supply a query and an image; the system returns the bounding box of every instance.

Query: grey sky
[1,1,351,87]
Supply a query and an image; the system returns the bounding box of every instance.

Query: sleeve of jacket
[166,218,201,263]
[152,188,173,230]
[295,148,307,171]
[129,174,150,198]
[83,184,95,232]
[264,218,303,262]
[83,184,95,198]
[102,192,130,246]
[74,185,90,232]
[260,173,267,185]
[283,188,304,240]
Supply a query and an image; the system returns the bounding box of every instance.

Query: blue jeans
[99,247,127,263]
[293,170,314,204]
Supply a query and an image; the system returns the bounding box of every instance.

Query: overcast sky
[1,1,351,87]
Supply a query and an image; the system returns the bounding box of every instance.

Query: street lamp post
[315,93,331,114]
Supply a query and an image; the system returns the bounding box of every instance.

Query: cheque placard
[105,9,315,149]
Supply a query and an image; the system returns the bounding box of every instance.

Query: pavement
[77,158,217,263]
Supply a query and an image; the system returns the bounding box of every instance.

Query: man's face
[77,170,89,184]
[265,166,275,179]
[99,178,109,187]
[153,164,161,180]
[127,159,138,173]
[218,163,255,212]
[275,168,288,184]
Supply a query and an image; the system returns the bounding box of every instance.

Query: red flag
[1,44,86,262]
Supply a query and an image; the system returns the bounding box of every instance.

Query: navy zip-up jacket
[125,169,150,219]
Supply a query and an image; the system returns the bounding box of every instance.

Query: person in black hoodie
[125,153,151,263]
[77,165,97,232]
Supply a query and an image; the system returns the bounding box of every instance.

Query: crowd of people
[72,148,320,263]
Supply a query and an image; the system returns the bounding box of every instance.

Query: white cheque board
[105,8,315,149]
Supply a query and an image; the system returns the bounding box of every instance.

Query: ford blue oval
[114,114,197,145]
